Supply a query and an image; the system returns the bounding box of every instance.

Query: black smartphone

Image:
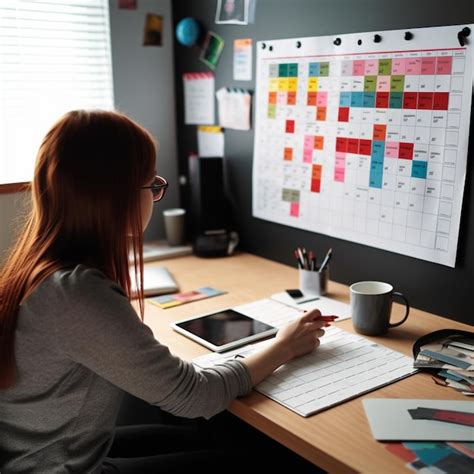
[286,289,304,298]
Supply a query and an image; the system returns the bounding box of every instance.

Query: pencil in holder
[299,268,328,297]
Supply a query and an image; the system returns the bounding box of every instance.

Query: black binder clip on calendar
[457,27,471,47]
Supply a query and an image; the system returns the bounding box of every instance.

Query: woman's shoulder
[31,264,126,308]
[53,264,108,287]
[56,264,127,298]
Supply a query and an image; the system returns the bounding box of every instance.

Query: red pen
[319,315,339,321]
[302,310,339,321]
[293,249,304,269]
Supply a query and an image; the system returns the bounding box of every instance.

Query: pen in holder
[299,268,328,297]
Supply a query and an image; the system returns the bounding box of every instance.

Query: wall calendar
[252,25,473,267]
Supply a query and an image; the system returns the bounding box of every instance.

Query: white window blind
[0,0,114,184]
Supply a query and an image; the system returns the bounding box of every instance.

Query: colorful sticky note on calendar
[148,287,226,309]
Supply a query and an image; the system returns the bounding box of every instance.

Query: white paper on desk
[216,87,251,130]
[363,399,474,441]
[271,292,351,320]
[183,72,215,125]
[197,126,224,157]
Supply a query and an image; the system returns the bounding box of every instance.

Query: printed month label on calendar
[252,25,474,267]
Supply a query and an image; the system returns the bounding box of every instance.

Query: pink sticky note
[376,76,391,92]
[290,202,299,217]
[335,152,346,167]
[334,168,345,182]
[436,56,452,75]
[392,58,406,74]
[385,141,400,158]
[406,58,421,75]
[365,59,378,75]
[303,149,313,163]
[316,91,328,107]
[353,60,365,76]
[421,57,436,75]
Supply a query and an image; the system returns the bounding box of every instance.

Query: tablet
[171,309,278,352]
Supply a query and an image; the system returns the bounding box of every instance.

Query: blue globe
[175,17,200,47]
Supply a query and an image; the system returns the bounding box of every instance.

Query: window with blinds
[0,0,114,185]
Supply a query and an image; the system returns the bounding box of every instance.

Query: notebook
[131,266,179,296]
[193,298,417,417]
[142,240,192,262]
[129,240,192,263]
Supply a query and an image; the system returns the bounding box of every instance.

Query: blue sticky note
[197,287,225,296]
[152,294,176,303]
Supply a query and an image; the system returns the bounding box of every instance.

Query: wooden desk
[143,252,472,474]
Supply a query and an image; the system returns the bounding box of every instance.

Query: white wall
[0,0,179,257]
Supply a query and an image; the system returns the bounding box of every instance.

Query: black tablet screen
[175,310,275,347]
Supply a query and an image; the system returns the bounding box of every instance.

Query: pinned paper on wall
[197,126,225,157]
[215,0,257,25]
[200,31,224,70]
[216,87,251,130]
[143,14,163,46]
[118,0,136,9]
[253,25,474,267]
[234,38,253,81]
[183,72,215,125]
[215,0,248,24]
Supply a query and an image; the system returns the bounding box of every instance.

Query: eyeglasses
[142,175,169,202]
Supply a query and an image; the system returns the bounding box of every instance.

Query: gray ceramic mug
[349,281,409,336]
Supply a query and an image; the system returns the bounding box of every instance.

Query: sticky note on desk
[148,287,226,309]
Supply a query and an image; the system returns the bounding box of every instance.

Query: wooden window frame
[0,182,30,194]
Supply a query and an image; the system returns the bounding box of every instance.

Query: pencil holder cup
[299,268,328,297]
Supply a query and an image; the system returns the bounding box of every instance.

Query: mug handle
[227,231,239,255]
[389,291,410,328]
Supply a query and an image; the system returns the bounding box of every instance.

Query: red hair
[0,110,156,388]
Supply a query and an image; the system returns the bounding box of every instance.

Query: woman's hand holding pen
[275,309,334,360]
[241,309,337,386]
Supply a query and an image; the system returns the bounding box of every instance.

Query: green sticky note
[364,76,377,92]
[378,59,392,75]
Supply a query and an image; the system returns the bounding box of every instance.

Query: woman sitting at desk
[0,110,326,473]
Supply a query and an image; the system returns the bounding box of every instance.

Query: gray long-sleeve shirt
[0,265,252,473]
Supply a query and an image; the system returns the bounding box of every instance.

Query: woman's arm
[52,267,328,419]
[241,309,327,386]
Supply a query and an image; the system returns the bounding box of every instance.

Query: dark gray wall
[110,0,179,241]
[172,0,474,325]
